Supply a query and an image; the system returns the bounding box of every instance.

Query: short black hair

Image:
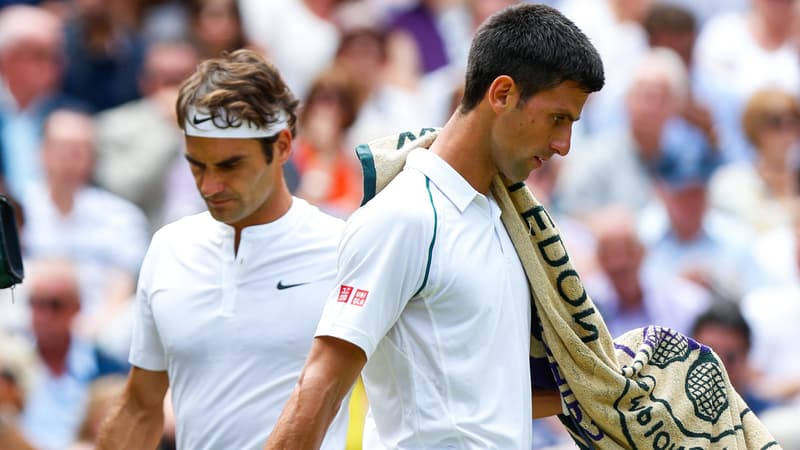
[460,3,605,112]
[691,301,752,350]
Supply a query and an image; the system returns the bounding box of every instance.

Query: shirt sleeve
[128,231,167,371]
[315,193,435,359]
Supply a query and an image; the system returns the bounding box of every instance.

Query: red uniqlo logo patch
[337,285,354,303]
[351,289,369,307]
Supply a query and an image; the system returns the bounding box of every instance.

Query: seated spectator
[19,259,128,450]
[642,2,718,150]
[693,0,800,163]
[709,88,800,234]
[21,109,149,345]
[93,39,203,234]
[0,5,84,199]
[639,160,760,298]
[60,0,146,112]
[691,300,774,415]
[189,0,247,58]
[293,68,363,217]
[584,205,710,338]
[556,46,721,218]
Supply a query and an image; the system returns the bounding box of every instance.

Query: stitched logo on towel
[647,327,691,369]
[686,359,728,423]
[337,285,354,303]
[614,342,732,447]
[351,289,369,307]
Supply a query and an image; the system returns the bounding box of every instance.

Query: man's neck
[233,184,293,254]
[429,110,496,195]
[49,183,77,216]
[38,339,70,376]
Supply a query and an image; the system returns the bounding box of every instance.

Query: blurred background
[0,0,799,449]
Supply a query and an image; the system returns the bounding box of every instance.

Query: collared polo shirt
[129,198,349,450]
[316,148,532,449]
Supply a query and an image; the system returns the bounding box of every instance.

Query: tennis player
[97,49,349,450]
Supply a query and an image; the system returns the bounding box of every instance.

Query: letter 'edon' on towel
[356,129,781,449]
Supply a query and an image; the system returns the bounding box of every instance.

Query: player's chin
[502,163,537,183]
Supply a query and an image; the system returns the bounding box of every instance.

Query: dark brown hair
[175,49,299,161]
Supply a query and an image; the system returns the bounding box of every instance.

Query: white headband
[184,106,289,139]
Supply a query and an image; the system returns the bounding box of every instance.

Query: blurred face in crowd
[754,108,800,162]
[141,43,199,96]
[754,0,797,35]
[694,324,749,391]
[42,110,95,192]
[193,0,243,56]
[593,208,645,305]
[611,0,654,23]
[0,8,63,108]
[657,182,707,242]
[29,265,81,349]
[141,43,199,119]
[626,69,678,139]
[185,132,291,230]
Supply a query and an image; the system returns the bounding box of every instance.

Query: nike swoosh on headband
[192,115,213,125]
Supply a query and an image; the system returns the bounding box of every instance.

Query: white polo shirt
[129,198,349,450]
[316,149,532,449]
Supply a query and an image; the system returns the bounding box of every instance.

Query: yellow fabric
[345,377,368,450]
[359,128,781,449]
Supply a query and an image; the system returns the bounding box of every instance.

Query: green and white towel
[356,128,781,449]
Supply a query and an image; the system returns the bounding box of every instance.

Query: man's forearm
[533,387,563,418]
[96,397,165,450]
[265,336,366,450]
[264,369,351,449]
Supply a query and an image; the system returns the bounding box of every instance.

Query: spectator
[0,5,81,199]
[189,0,247,58]
[638,158,759,299]
[556,47,720,218]
[293,68,363,217]
[60,0,147,112]
[691,300,774,415]
[642,2,718,149]
[584,205,710,338]
[19,259,128,450]
[709,88,800,234]
[693,0,800,162]
[21,109,149,347]
[559,0,652,135]
[93,40,203,234]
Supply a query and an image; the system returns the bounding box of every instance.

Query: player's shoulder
[344,169,436,241]
[151,211,216,244]
[359,169,432,219]
[290,197,346,236]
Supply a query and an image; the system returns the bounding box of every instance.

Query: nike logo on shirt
[276,280,311,290]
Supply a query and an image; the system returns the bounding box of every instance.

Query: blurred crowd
[0,0,798,449]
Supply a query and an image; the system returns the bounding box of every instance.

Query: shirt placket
[219,235,242,316]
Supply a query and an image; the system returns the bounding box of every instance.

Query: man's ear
[274,129,293,164]
[487,75,519,114]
